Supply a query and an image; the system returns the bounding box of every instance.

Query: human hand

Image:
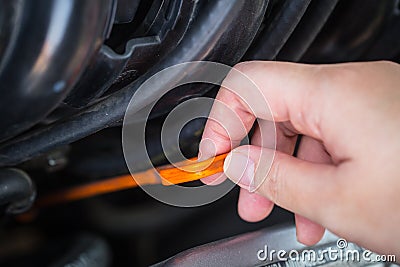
[199,61,400,258]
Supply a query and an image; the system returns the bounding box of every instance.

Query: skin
[199,61,400,259]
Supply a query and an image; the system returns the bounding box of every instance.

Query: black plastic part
[245,0,311,60]
[114,0,140,24]
[302,0,393,63]
[0,0,113,143]
[0,1,18,70]
[0,0,268,167]
[64,0,194,108]
[277,0,339,62]
[0,168,35,214]
[362,0,400,60]
[121,0,196,82]
[63,36,160,107]
[49,234,111,267]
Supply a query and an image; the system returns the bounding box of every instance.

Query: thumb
[223,145,339,224]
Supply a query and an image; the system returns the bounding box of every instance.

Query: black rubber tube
[277,0,339,62]
[0,0,268,167]
[49,234,111,267]
[0,0,113,142]
[245,0,311,60]
[301,0,391,63]
[0,168,36,214]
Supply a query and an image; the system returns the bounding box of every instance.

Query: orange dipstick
[37,153,228,207]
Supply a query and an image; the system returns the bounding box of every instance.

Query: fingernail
[224,152,255,192]
[198,138,216,161]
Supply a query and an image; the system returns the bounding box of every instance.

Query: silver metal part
[152,224,398,267]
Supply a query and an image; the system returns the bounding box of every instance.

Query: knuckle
[208,122,230,142]
[297,65,334,137]
[262,156,285,204]
[233,61,274,76]
[312,64,349,89]
[315,63,365,90]
[377,60,396,67]
[233,61,256,73]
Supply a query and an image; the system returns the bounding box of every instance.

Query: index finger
[200,61,328,160]
[200,63,273,160]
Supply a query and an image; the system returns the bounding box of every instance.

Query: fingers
[201,61,341,227]
[200,98,253,185]
[295,215,326,246]
[294,136,332,245]
[237,120,275,221]
[220,61,330,140]
[297,136,332,165]
[200,89,255,157]
[237,188,274,222]
[200,61,335,185]
[200,61,330,157]
[224,145,338,225]
[237,120,298,222]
